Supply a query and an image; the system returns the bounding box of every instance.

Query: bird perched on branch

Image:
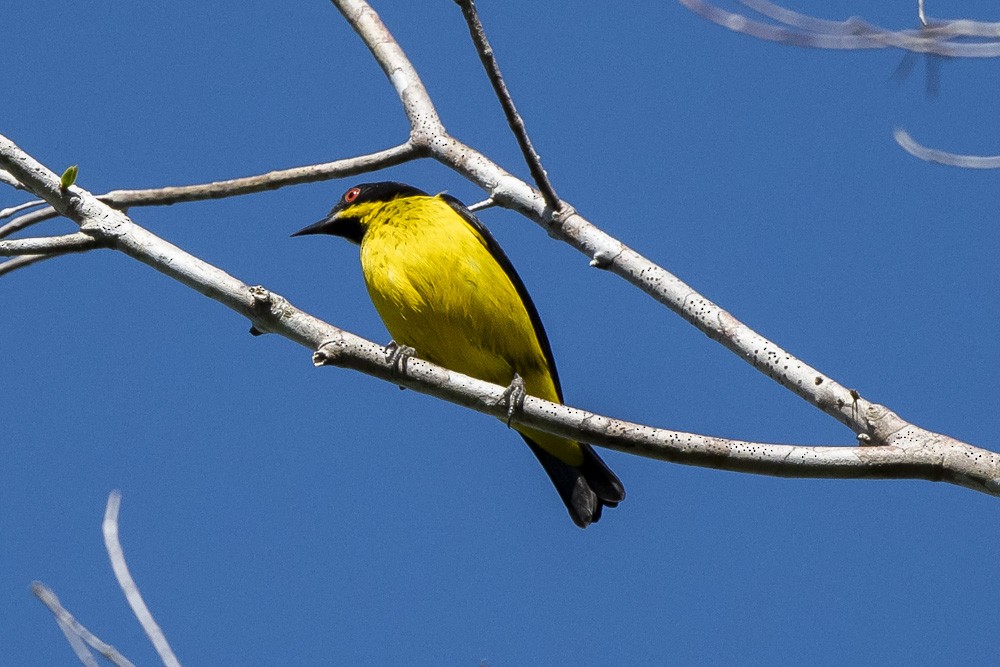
[293,182,624,527]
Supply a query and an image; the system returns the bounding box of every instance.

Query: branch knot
[313,336,349,367]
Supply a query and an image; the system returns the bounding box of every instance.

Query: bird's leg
[384,340,416,376]
[498,373,527,428]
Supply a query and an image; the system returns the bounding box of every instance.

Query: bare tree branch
[467,197,495,213]
[453,0,561,211]
[0,232,103,256]
[0,198,46,221]
[0,253,52,276]
[2,132,1000,498]
[0,168,23,190]
[894,128,1000,168]
[32,581,137,667]
[680,0,1000,57]
[0,207,60,240]
[0,142,418,239]
[103,492,181,667]
[53,619,99,667]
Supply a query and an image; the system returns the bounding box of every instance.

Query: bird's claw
[385,340,416,375]
[498,373,527,428]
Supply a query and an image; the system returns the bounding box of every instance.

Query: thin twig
[894,128,1000,168]
[0,232,104,256]
[681,0,1000,57]
[0,142,418,238]
[467,197,495,213]
[0,207,58,239]
[0,254,51,276]
[0,168,23,190]
[55,621,100,667]
[0,199,46,221]
[453,0,562,211]
[741,0,1000,42]
[32,581,137,667]
[103,492,181,667]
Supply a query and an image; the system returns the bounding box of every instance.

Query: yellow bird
[294,182,624,527]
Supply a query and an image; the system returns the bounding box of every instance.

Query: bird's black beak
[291,214,337,237]
[292,209,365,244]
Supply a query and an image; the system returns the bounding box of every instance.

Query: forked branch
[2,133,1000,498]
[328,0,906,447]
[453,0,561,211]
[32,582,136,667]
[31,494,177,667]
[4,0,999,502]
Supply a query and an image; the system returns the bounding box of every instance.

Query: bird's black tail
[524,438,625,528]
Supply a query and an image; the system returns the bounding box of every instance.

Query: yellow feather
[296,183,624,526]
[357,195,583,465]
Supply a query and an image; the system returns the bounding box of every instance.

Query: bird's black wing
[439,194,563,402]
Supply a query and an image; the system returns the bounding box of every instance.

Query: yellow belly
[359,197,582,465]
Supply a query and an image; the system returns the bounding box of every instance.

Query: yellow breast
[357,195,581,464]
[358,196,554,399]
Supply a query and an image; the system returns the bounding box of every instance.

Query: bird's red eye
[344,187,361,204]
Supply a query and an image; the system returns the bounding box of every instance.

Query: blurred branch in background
[103,492,181,667]
[681,1,1000,168]
[894,128,1000,168]
[30,493,179,667]
[680,0,1000,56]
[33,581,136,667]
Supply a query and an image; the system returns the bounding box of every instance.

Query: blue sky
[5,1,1000,664]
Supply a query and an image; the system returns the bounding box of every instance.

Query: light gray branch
[103,492,181,667]
[454,0,561,211]
[0,232,103,276]
[32,582,137,667]
[0,232,103,256]
[0,207,56,239]
[3,132,1000,497]
[0,253,51,276]
[0,142,418,239]
[54,620,99,667]
[0,198,46,221]
[894,128,1000,168]
[0,168,23,190]
[680,0,1000,57]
